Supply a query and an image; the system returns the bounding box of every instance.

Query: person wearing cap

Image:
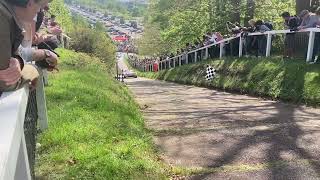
[0,0,56,92]
[298,9,320,61]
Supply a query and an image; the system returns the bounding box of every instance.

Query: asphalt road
[119,51,320,180]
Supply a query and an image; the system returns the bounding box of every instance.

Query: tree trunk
[230,0,241,23]
[244,0,255,26]
[296,0,311,14]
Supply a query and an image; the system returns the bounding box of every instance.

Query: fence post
[36,69,48,131]
[219,42,224,58]
[205,48,209,59]
[186,53,189,64]
[42,69,49,86]
[173,58,176,68]
[266,33,272,57]
[239,36,243,57]
[194,51,197,63]
[169,60,171,69]
[179,56,182,66]
[306,31,315,62]
[15,133,31,180]
[59,35,64,48]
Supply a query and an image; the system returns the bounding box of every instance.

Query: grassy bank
[131,57,320,106]
[36,49,167,179]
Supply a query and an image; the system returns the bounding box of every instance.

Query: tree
[230,0,241,23]
[296,0,311,14]
[244,0,255,26]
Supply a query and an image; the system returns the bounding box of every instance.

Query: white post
[169,60,171,69]
[239,37,243,57]
[179,56,182,66]
[36,70,48,131]
[266,33,272,57]
[205,48,209,59]
[220,42,224,58]
[59,35,64,48]
[186,53,189,64]
[194,51,197,63]
[15,133,31,180]
[42,69,49,86]
[173,58,176,68]
[307,31,315,62]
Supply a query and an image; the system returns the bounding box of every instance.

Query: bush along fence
[131,28,320,72]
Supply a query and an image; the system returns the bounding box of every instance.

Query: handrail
[0,87,30,180]
[130,28,320,72]
[0,68,48,180]
[160,28,320,64]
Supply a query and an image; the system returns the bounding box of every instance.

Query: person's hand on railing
[0,58,21,86]
[48,26,62,36]
[33,33,54,45]
[44,50,59,72]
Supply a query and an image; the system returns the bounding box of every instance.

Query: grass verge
[36,49,168,179]
[130,57,320,106]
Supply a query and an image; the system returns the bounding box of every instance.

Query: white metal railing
[0,69,48,180]
[136,28,320,71]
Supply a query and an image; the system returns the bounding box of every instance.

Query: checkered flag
[206,65,216,81]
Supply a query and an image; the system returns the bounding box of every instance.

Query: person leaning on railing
[281,12,301,59]
[0,0,53,93]
[298,9,320,62]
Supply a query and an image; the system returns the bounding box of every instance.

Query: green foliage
[36,49,168,179]
[49,0,73,32]
[142,0,297,54]
[136,23,174,56]
[134,57,320,106]
[68,15,116,74]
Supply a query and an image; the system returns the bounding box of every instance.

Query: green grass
[36,49,168,179]
[131,57,320,106]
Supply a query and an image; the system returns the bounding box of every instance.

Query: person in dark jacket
[281,12,301,58]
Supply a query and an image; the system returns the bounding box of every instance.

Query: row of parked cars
[70,5,143,37]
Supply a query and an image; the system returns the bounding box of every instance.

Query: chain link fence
[24,90,38,179]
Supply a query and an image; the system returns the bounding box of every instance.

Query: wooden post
[36,69,48,131]
[179,56,182,66]
[194,51,197,63]
[307,31,315,62]
[266,33,272,57]
[173,58,176,68]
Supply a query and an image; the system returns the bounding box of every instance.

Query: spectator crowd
[0,0,63,96]
[128,8,320,71]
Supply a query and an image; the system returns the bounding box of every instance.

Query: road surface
[120,56,320,180]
